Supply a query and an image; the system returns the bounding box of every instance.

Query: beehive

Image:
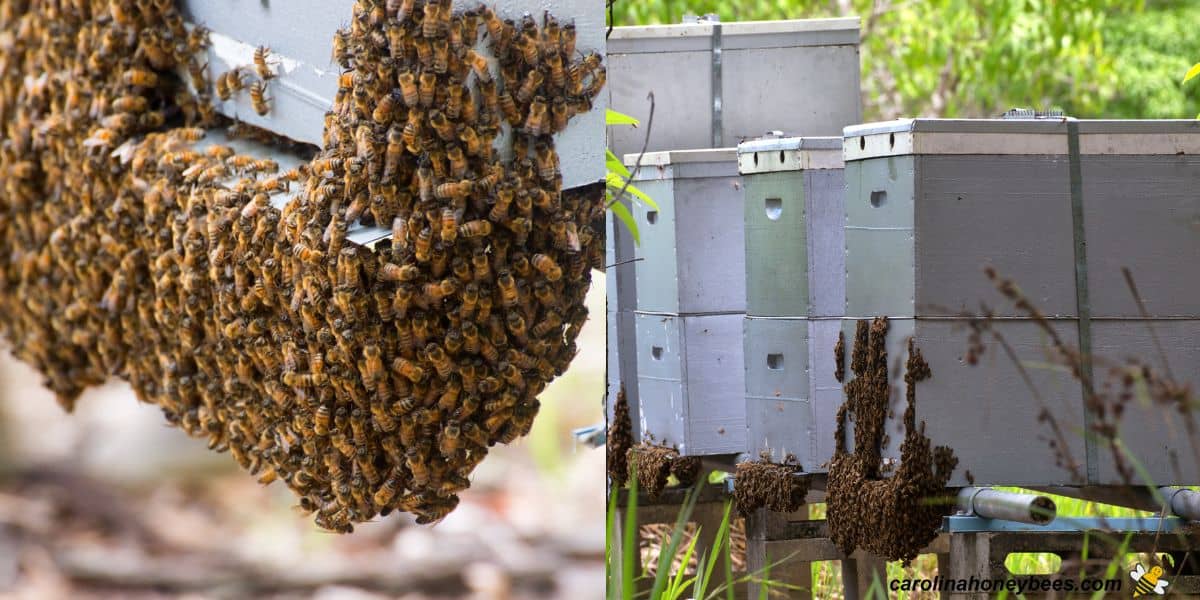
[605,209,639,439]
[635,312,745,455]
[737,136,844,469]
[842,118,1200,487]
[607,18,862,156]
[625,148,746,455]
[627,149,744,315]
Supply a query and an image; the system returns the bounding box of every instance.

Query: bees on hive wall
[0,0,604,531]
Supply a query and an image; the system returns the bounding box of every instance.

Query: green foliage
[616,0,1200,120]
[605,109,654,246]
[1106,2,1200,118]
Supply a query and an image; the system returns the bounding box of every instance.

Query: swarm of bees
[731,454,809,516]
[825,318,958,564]
[0,0,605,531]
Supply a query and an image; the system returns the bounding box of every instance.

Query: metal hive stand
[740,482,1200,599]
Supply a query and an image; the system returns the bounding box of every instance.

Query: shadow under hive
[0,0,604,530]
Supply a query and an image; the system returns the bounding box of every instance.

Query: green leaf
[622,457,638,600]
[606,172,659,211]
[606,108,640,126]
[1185,62,1200,84]
[608,197,640,246]
[607,148,631,178]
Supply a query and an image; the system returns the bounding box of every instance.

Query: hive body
[738,137,845,470]
[607,18,862,156]
[842,118,1200,487]
[624,149,746,455]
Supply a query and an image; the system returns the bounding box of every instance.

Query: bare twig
[1121,266,1174,381]
[607,92,654,210]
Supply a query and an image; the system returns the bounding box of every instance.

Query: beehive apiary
[625,149,745,455]
[842,118,1200,487]
[737,136,843,470]
[0,0,606,531]
[607,17,861,156]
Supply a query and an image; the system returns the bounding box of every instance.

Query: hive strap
[710,22,723,148]
[1067,119,1098,485]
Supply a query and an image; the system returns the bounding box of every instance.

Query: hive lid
[737,136,843,174]
[623,148,739,181]
[608,17,860,54]
[843,118,1200,161]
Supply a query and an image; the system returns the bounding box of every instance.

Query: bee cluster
[731,454,809,516]
[0,0,604,531]
[605,384,632,485]
[626,443,701,499]
[825,318,958,564]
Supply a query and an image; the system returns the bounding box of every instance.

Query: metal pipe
[958,487,1057,525]
[1030,486,1200,521]
[1161,487,1200,521]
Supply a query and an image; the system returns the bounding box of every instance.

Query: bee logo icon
[1131,563,1169,596]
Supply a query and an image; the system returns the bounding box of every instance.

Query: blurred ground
[0,280,607,600]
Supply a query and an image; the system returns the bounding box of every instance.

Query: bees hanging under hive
[626,443,702,500]
[0,0,605,531]
[731,454,809,516]
[825,318,958,564]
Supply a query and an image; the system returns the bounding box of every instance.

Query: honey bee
[332,27,353,68]
[497,91,521,125]
[418,72,437,107]
[497,270,519,306]
[249,81,270,115]
[428,109,456,141]
[373,92,398,124]
[374,472,404,507]
[551,97,569,133]
[123,67,158,87]
[435,180,471,200]
[426,343,453,378]
[438,421,461,457]
[457,219,492,238]
[314,405,331,436]
[393,357,426,383]
[531,253,562,281]
[523,96,548,135]
[465,49,492,83]
[432,35,449,74]
[516,69,543,104]
[254,46,276,80]
[397,70,419,107]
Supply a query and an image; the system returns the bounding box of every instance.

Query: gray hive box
[607,18,862,157]
[635,312,746,456]
[738,136,845,470]
[841,118,1200,487]
[606,210,640,439]
[739,136,845,318]
[626,149,745,315]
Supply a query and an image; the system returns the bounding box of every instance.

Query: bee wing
[1131,564,1146,581]
[1156,579,1170,592]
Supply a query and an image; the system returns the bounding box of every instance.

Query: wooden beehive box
[841,118,1200,487]
[738,136,845,470]
[626,149,746,455]
[627,149,745,315]
[607,18,862,156]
